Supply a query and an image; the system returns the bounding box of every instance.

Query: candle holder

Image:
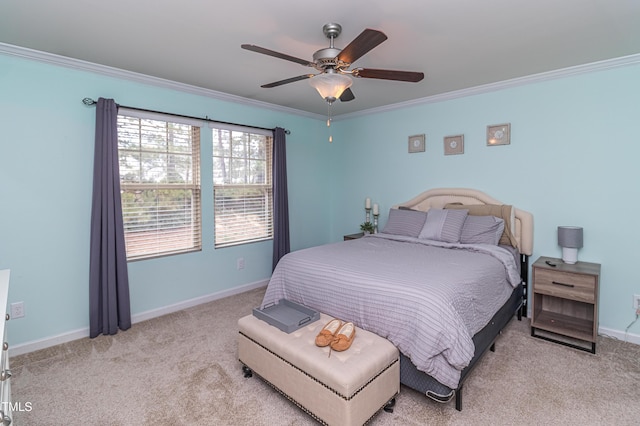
[373,213,379,234]
[365,207,371,224]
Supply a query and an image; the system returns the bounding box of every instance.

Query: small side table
[343,232,364,241]
[530,256,601,353]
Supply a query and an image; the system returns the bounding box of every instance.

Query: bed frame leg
[455,386,463,411]
[520,254,529,319]
[490,342,496,352]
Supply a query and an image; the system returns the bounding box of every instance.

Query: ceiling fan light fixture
[309,72,352,103]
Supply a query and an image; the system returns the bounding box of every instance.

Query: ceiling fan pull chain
[327,102,333,143]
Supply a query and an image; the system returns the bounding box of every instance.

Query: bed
[261,188,533,410]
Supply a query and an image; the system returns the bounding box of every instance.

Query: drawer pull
[2,342,7,351]
[0,370,10,381]
[4,314,8,321]
[552,280,575,288]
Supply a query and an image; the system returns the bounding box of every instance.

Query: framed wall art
[444,135,464,155]
[487,123,510,146]
[408,134,425,153]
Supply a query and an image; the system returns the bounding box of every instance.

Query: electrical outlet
[634,294,640,310]
[10,301,25,319]
[237,257,245,270]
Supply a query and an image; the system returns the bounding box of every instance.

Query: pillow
[445,203,517,247]
[381,208,428,237]
[418,208,468,243]
[460,215,505,245]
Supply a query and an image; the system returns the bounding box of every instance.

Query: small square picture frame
[444,135,464,155]
[487,123,511,146]
[408,134,425,153]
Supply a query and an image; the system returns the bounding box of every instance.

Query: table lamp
[557,226,583,264]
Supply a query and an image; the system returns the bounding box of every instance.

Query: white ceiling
[1,1,639,116]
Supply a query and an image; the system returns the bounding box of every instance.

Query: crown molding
[0,42,324,120]
[335,53,640,121]
[2,42,638,122]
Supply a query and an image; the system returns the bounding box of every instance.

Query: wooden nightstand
[531,256,601,353]
[343,232,364,241]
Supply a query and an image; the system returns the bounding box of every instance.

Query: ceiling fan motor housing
[314,23,350,70]
[313,48,343,69]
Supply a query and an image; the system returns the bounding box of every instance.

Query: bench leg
[242,365,253,378]
[383,398,396,413]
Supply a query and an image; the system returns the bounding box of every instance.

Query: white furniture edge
[0,269,12,425]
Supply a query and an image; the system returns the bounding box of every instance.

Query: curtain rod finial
[83,98,96,106]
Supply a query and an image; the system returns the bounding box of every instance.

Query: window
[212,125,273,247]
[117,110,201,260]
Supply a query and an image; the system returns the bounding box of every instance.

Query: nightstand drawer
[534,268,596,303]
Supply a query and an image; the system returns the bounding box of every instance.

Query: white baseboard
[130,279,268,324]
[9,279,268,357]
[599,326,640,346]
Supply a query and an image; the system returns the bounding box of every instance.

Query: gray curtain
[272,127,290,270]
[89,98,131,338]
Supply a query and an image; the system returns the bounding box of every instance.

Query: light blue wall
[1,50,639,347]
[0,53,333,345]
[331,63,640,334]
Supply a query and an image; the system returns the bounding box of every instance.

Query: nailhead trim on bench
[243,363,396,426]
[239,331,399,401]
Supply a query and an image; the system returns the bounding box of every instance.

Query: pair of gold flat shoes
[315,318,356,352]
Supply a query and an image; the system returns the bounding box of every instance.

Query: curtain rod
[82,98,290,134]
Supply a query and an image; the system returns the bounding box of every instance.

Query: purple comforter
[262,234,521,388]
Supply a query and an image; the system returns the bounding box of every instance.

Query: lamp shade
[557,226,583,248]
[309,73,352,102]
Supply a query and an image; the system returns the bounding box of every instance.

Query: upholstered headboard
[396,188,533,256]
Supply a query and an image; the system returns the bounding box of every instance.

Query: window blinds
[212,127,273,247]
[117,113,202,260]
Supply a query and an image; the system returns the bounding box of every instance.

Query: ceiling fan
[241,23,424,105]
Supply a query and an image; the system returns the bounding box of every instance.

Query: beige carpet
[10,287,640,425]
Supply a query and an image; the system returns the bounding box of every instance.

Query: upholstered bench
[238,313,400,426]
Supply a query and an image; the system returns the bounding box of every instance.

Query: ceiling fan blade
[241,44,312,66]
[355,68,424,82]
[261,74,314,88]
[337,29,388,64]
[339,88,355,102]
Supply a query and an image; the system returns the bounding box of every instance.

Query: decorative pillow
[418,208,468,243]
[460,215,505,245]
[381,208,428,237]
[445,203,517,247]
